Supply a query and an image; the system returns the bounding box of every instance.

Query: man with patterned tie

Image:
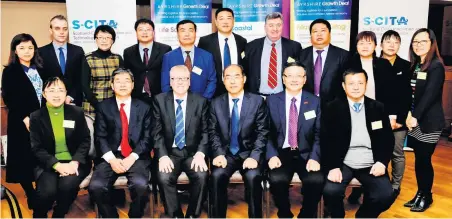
[198,8,247,97]
[266,62,324,218]
[161,20,217,99]
[88,68,152,218]
[322,69,394,218]
[243,12,302,96]
[152,65,209,218]
[209,64,269,218]
[124,18,172,105]
[39,15,86,105]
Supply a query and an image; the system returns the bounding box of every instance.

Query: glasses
[137,28,153,33]
[224,75,243,81]
[283,74,305,79]
[114,80,132,85]
[171,77,190,82]
[96,36,112,41]
[45,89,66,94]
[412,40,430,47]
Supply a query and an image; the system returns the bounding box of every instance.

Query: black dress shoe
[348,188,362,204]
[404,191,422,207]
[411,193,433,212]
[26,196,35,210]
[392,188,401,201]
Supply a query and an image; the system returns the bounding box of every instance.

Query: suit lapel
[41,107,55,143]
[148,43,160,68]
[297,92,307,133]
[129,99,138,135]
[364,97,373,134]
[65,44,73,73]
[185,93,194,131]
[238,93,250,133]
[281,38,289,73]
[166,93,176,134]
[47,44,63,75]
[212,33,222,68]
[255,39,265,77]
[63,105,75,143]
[221,94,230,136]
[133,44,146,68]
[277,92,286,138]
[321,46,335,81]
[110,98,122,136]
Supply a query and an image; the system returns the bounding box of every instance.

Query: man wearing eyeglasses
[266,62,324,218]
[151,65,209,218]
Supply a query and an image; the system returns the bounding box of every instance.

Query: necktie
[120,103,132,157]
[175,99,185,149]
[223,38,231,70]
[268,43,277,89]
[288,97,298,150]
[143,48,151,96]
[353,102,362,113]
[314,50,324,96]
[58,47,66,75]
[185,51,192,72]
[230,98,240,155]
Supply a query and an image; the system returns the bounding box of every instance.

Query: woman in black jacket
[1,33,45,209]
[404,28,445,212]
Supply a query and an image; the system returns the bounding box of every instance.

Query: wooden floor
[2,139,452,218]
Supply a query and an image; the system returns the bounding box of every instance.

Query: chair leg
[150,192,154,218]
[317,196,324,218]
[94,203,100,218]
[265,181,270,218]
[207,191,211,218]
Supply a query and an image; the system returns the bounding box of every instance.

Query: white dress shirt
[172,93,188,148]
[218,33,238,72]
[283,91,302,148]
[347,97,365,112]
[229,91,244,117]
[312,44,330,77]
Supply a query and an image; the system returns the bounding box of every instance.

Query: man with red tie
[88,68,152,218]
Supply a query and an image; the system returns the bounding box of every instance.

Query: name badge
[241,51,245,59]
[417,72,427,80]
[371,120,382,130]
[63,120,75,129]
[304,110,316,120]
[192,66,203,75]
[287,56,295,63]
[397,71,402,75]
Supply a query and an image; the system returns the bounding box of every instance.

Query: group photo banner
[152,0,212,49]
[291,0,352,50]
[222,0,288,42]
[66,0,137,55]
[358,0,430,60]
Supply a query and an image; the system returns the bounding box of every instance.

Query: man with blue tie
[266,62,324,218]
[209,64,269,218]
[152,65,209,218]
[161,20,217,99]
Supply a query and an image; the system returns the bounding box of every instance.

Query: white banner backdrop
[66,0,137,55]
[442,6,452,56]
[358,0,429,60]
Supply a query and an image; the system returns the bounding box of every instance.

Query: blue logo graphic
[363,16,408,26]
[72,20,118,29]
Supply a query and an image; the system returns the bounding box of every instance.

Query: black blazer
[198,32,247,97]
[243,37,302,94]
[152,92,209,159]
[30,105,91,178]
[94,97,152,161]
[123,42,172,102]
[39,43,85,105]
[411,58,446,133]
[321,97,394,171]
[391,56,412,129]
[209,92,269,162]
[299,44,349,105]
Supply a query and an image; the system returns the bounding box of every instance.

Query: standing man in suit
[322,69,394,218]
[209,64,269,218]
[88,68,152,218]
[243,12,302,96]
[152,65,209,218]
[39,15,86,106]
[299,19,349,106]
[266,62,324,218]
[161,20,217,99]
[198,8,247,97]
[124,18,172,104]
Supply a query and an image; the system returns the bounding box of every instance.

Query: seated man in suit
[152,65,209,218]
[161,20,217,99]
[322,69,395,218]
[243,12,302,96]
[266,62,324,218]
[88,68,152,218]
[209,64,269,218]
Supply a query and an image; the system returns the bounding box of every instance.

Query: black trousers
[33,163,90,218]
[408,135,438,193]
[157,148,208,218]
[210,154,263,218]
[88,159,150,218]
[268,149,324,218]
[323,164,393,218]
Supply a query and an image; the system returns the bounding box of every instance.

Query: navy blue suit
[266,91,324,218]
[161,47,217,99]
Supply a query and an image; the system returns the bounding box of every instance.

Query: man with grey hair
[243,12,302,96]
[152,65,209,218]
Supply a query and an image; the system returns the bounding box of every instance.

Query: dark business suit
[88,97,152,218]
[123,42,172,104]
[29,105,91,218]
[391,56,412,129]
[198,32,247,97]
[243,37,302,94]
[321,97,394,218]
[209,92,269,218]
[152,92,209,217]
[299,45,349,106]
[39,43,85,106]
[266,91,324,218]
